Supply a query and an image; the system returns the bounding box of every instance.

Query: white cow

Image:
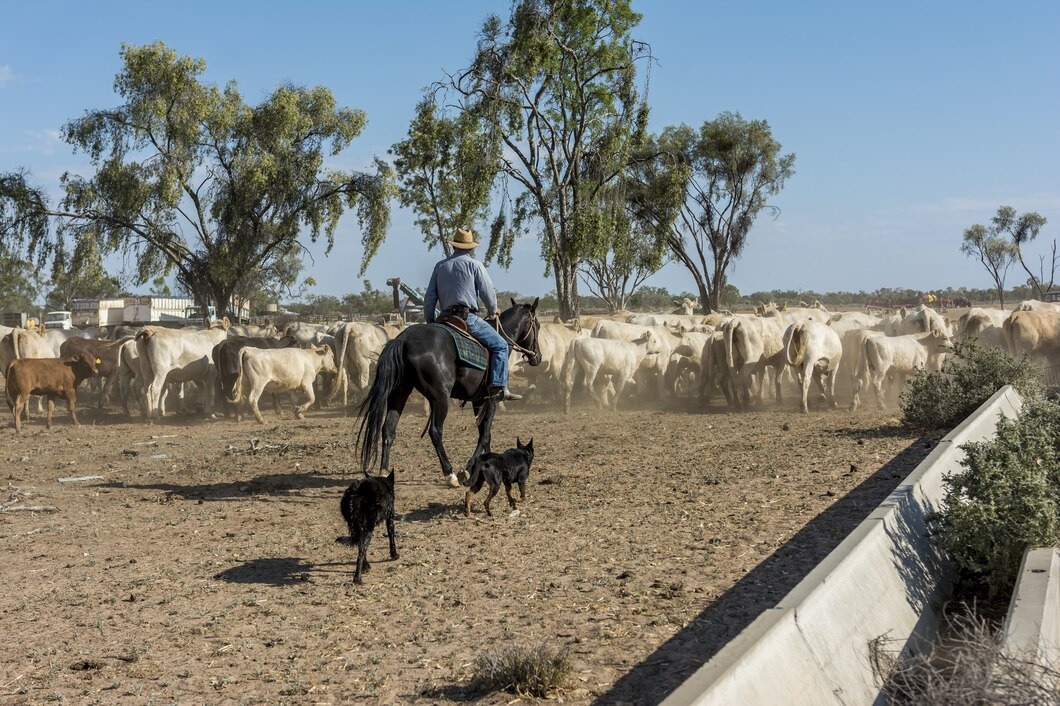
[591,320,677,396]
[232,345,338,423]
[698,329,733,406]
[330,321,390,405]
[722,311,787,407]
[1003,310,1060,364]
[782,321,843,413]
[851,331,950,410]
[955,308,1008,349]
[282,321,333,345]
[136,324,229,418]
[228,321,278,338]
[1016,300,1060,313]
[563,330,662,412]
[626,313,703,328]
[520,321,586,403]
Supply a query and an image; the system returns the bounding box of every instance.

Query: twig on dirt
[57,475,104,483]
[1,506,58,513]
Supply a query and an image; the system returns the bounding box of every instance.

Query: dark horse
[357,299,542,487]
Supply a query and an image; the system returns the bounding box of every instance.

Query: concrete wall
[1003,547,1060,670]
[663,386,1024,706]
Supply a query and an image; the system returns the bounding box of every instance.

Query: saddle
[432,320,488,371]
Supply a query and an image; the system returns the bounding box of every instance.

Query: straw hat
[450,227,478,250]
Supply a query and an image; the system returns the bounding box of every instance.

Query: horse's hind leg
[425,397,459,487]
[379,388,411,472]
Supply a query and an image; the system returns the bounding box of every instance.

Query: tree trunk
[553,258,579,321]
[997,286,1005,310]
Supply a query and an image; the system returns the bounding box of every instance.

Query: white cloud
[0,65,15,87]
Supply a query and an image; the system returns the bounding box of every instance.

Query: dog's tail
[464,455,486,490]
[356,336,406,473]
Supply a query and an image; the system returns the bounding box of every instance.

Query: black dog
[339,469,398,583]
[464,438,534,517]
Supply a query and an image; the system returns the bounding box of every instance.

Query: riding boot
[489,386,522,401]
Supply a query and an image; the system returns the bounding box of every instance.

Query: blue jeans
[465,314,509,388]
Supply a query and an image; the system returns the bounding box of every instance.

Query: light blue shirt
[423,251,498,323]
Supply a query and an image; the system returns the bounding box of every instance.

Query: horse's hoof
[446,473,460,488]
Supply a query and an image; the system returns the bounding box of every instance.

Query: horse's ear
[510,297,517,309]
[531,297,539,313]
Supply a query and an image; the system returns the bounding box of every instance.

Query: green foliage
[0,42,392,318]
[936,400,1060,597]
[0,243,42,312]
[445,0,653,319]
[961,216,1016,308]
[630,113,795,312]
[44,231,125,310]
[390,96,499,258]
[991,205,1053,300]
[340,280,393,317]
[900,340,1042,432]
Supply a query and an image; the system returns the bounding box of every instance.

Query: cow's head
[313,344,338,373]
[66,352,100,378]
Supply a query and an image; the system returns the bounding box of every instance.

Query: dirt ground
[0,386,932,705]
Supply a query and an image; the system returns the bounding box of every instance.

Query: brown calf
[6,353,100,431]
[59,336,132,408]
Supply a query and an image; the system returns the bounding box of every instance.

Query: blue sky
[2,1,1058,300]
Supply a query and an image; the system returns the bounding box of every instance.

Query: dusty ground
[0,389,931,705]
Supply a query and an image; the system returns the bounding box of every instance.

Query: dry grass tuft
[872,609,1060,705]
[472,641,572,697]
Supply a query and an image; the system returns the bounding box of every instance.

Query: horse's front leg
[461,400,497,485]
[426,398,459,487]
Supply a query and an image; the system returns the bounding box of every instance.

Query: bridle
[492,308,540,362]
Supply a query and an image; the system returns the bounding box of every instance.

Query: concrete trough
[662,386,1024,706]
[1003,547,1060,671]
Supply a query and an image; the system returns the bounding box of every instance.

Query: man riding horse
[422,227,521,402]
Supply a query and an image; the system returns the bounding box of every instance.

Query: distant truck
[43,311,73,330]
[72,298,126,327]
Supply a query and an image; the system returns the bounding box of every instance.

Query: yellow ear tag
[96,358,102,365]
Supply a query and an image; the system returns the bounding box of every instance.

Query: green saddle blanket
[431,324,488,371]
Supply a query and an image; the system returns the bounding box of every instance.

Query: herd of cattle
[2,296,1060,430]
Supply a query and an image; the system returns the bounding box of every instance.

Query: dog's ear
[386,468,395,484]
[516,436,523,449]
[526,437,534,452]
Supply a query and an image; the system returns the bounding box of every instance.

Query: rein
[492,310,539,361]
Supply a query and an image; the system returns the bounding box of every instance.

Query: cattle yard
[0,396,929,704]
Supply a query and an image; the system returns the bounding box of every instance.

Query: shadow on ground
[595,438,932,705]
[213,556,356,586]
[99,472,347,501]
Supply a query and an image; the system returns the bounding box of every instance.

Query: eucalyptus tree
[0,243,41,313]
[0,42,391,317]
[991,206,1052,299]
[443,0,653,320]
[630,113,796,312]
[960,224,1014,309]
[390,96,500,258]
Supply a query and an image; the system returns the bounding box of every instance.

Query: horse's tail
[356,336,405,473]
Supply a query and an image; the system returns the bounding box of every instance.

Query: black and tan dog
[339,469,398,583]
[464,438,534,517]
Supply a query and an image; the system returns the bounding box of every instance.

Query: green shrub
[937,400,1060,597]
[472,642,572,697]
[901,340,1042,432]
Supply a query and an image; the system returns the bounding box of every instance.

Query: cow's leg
[800,363,813,414]
[826,367,839,408]
[98,375,113,409]
[611,374,629,410]
[13,393,26,431]
[247,382,268,424]
[45,395,55,429]
[67,390,80,426]
[873,371,887,409]
[775,365,786,404]
[295,380,315,419]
